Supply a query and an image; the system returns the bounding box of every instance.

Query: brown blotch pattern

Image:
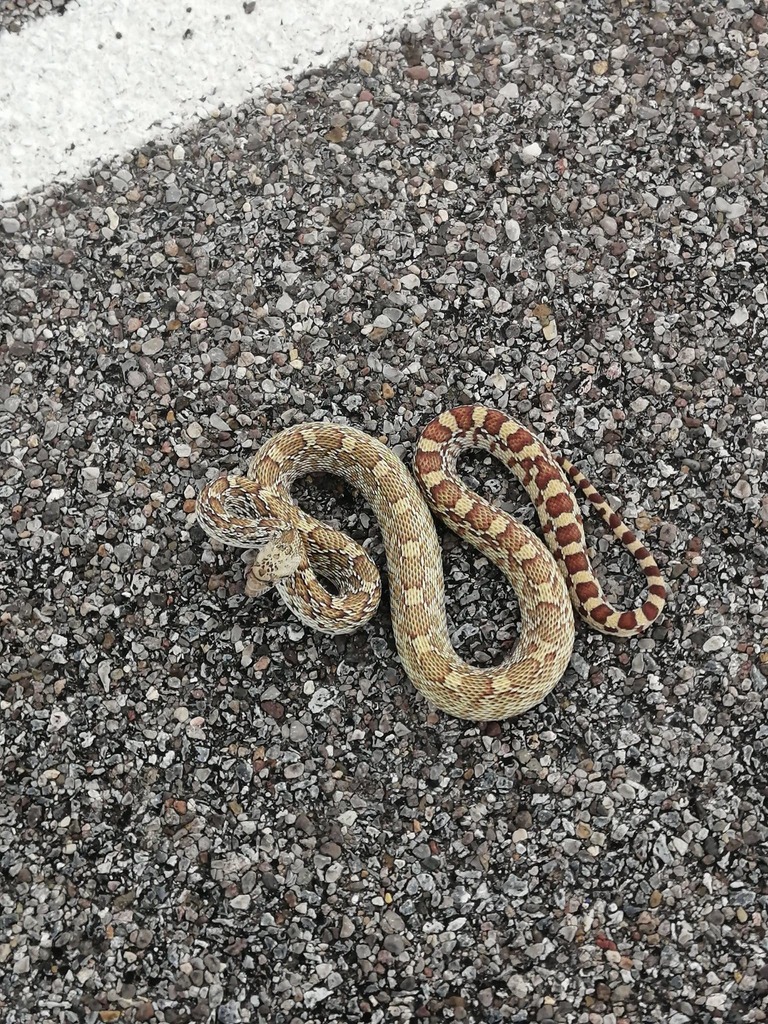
[422,420,453,444]
[430,478,462,509]
[534,461,561,491]
[414,450,442,475]
[451,406,476,430]
[557,523,582,546]
[576,581,600,603]
[618,611,638,632]
[589,603,612,624]
[466,502,494,533]
[482,409,507,435]
[546,492,574,519]
[642,599,662,620]
[565,552,589,575]
[506,428,533,453]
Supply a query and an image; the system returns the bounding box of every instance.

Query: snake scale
[195,405,666,720]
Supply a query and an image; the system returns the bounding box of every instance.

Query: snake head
[195,474,285,548]
[245,529,305,597]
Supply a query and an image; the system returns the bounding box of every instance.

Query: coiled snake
[196,405,666,720]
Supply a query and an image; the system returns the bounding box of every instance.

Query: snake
[195,405,667,721]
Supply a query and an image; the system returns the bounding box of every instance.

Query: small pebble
[521,142,542,164]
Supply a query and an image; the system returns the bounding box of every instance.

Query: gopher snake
[196,405,666,720]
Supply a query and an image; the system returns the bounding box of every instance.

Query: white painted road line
[0,0,453,202]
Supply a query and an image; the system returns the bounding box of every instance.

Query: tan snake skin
[195,405,667,721]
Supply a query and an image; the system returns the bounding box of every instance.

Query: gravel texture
[0,0,71,34]
[0,0,457,202]
[2,1,767,1021]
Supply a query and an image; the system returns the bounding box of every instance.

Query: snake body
[196,405,666,721]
